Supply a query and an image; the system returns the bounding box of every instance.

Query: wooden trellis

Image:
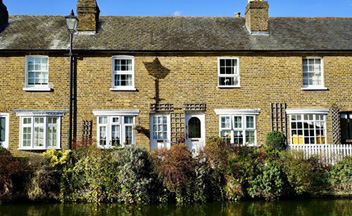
[82,120,92,146]
[184,103,206,112]
[171,112,185,145]
[270,103,287,137]
[150,103,174,112]
[331,104,341,144]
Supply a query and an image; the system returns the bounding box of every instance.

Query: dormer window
[111,56,135,91]
[24,56,50,91]
[218,57,240,88]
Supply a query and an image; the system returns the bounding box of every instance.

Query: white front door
[185,113,205,154]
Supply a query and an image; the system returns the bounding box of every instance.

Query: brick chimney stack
[245,0,269,35]
[0,0,9,31]
[77,0,100,33]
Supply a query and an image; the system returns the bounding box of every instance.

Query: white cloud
[173,10,181,16]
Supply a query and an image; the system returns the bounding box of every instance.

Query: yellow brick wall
[76,54,352,150]
[1,54,352,154]
[0,55,70,157]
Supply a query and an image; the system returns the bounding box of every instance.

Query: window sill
[110,87,137,92]
[217,86,241,89]
[23,87,52,92]
[301,87,329,91]
[19,147,61,151]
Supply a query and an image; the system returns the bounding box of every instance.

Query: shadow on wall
[143,58,171,105]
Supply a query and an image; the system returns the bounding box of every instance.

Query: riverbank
[2,199,352,216]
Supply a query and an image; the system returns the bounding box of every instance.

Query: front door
[185,114,205,154]
[341,112,352,144]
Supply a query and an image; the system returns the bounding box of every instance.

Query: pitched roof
[1,15,352,51]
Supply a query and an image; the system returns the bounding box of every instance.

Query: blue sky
[4,0,352,17]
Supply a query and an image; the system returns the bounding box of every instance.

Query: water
[1,199,352,216]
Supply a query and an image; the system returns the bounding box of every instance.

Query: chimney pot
[235,12,241,18]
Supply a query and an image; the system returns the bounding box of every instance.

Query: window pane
[221,116,230,129]
[0,117,5,142]
[48,126,57,147]
[34,127,44,147]
[219,77,234,86]
[153,116,168,140]
[124,116,133,124]
[112,125,120,147]
[246,116,254,128]
[220,130,231,144]
[23,127,31,147]
[234,131,243,145]
[246,131,255,145]
[188,117,201,139]
[234,116,242,129]
[99,117,107,124]
[99,126,107,146]
[125,126,133,145]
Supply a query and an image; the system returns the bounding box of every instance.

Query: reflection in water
[1,199,352,216]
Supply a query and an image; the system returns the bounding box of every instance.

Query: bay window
[93,110,139,148]
[287,109,328,145]
[216,109,260,146]
[14,110,65,150]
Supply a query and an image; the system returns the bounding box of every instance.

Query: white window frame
[24,55,51,92]
[302,57,327,90]
[110,56,136,91]
[0,113,9,149]
[215,109,260,146]
[150,114,171,150]
[287,109,328,145]
[217,57,240,88]
[19,116,61,150]
[93,110,139,149]
[14,109,65,150]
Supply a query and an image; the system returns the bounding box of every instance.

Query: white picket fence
[288,144,352,165]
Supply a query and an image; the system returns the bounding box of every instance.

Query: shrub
[228,148,288,201]
[152,144,195,203]
[330,156,352,195]
[28,150,73,201]
[281,151,329,196]
[203,137,233,173]
[227,147,261,200]
[0,147,31,202]
[61,146,156,204]
[247,156,287,200]
[265,131,287,151]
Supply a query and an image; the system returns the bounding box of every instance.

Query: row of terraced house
[0,0,352,157]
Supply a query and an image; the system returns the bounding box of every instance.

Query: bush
[152,144,195,203]
[281,151,329,196]
[0,147,31,202]
[266,131,287,151]
[28,150,73,201]
[330,156,352,195]
[61,146,156,204]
